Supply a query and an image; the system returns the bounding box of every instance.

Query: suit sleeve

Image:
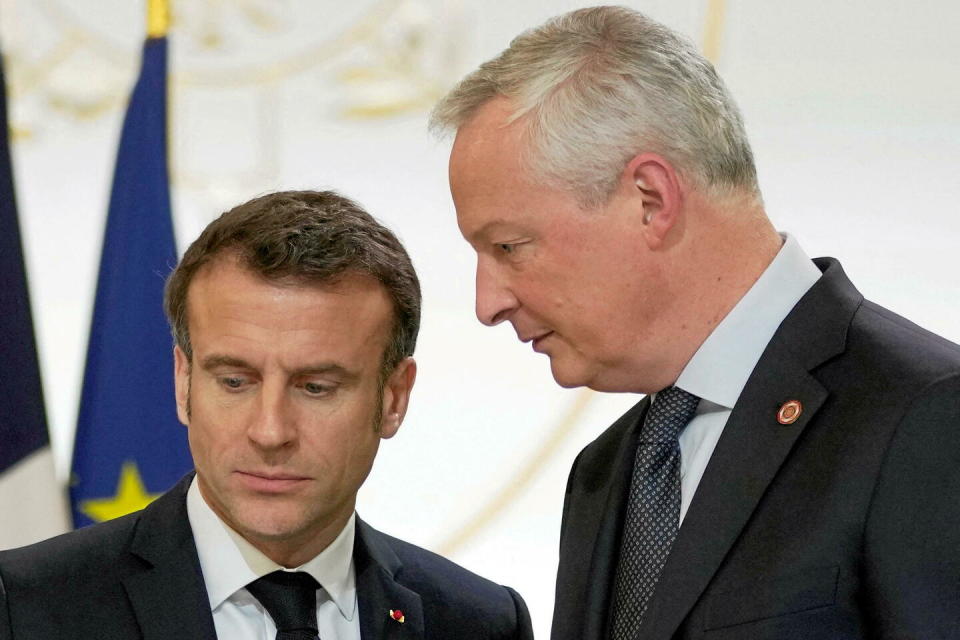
[862,373,960,637]
[504,586,534,640]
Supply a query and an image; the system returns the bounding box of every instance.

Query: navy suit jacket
[0,475,532,640]
[551,258,960,639]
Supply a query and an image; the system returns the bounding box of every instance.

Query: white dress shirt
[186,478,361,639]
[667,234,822,524]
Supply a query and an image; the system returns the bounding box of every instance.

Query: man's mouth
[235,471,309,493]
[530,332,553,352]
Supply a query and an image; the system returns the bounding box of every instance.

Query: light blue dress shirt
[667,234,822,524]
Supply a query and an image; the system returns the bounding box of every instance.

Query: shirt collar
[675,233,821,409]
[186,477,357,620]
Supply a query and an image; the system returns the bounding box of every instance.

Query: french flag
[0,50,69,549]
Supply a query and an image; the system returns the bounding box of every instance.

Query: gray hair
[430,5,758,206]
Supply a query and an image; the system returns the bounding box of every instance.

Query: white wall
[5,0,959,635]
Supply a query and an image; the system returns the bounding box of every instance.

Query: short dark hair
[164,190,421,377]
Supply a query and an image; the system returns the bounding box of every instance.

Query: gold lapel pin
[777,400,802,425]
[389,609,405,624]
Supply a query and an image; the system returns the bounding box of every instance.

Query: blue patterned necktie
[611,386,700,639]
[246,570,322,640]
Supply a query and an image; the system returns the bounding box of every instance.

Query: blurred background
[2,0,959,635]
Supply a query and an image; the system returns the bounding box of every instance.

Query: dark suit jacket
[0,475,532,640]
[552,258,960,639]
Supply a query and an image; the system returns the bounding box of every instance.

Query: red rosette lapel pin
[389,609,406,624]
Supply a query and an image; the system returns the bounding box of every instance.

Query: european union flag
[0,49,69,548]
[70,32,192,527]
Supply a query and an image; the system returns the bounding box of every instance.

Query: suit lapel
[585,400,649,640]
[640,258,863,638]
[355,519,424,640]
[640,344,827,638]
[553,397,650,640]
[123,474,218,640]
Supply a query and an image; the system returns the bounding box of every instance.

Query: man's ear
[173,345,191,426]
[379,357,417,439]
[620,152,683,250]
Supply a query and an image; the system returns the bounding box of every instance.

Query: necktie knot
[639,386,700,444]
[246,570,320,639]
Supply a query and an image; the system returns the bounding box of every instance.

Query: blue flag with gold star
[70,28,192,528]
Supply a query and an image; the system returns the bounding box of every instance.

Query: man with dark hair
[0,190,533,640]
[433,6,960,639]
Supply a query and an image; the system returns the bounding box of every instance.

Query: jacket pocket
[703,565,839,630]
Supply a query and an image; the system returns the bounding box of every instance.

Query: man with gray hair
[432,6,960,639]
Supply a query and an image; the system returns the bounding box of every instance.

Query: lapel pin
[777,400,802,425]
[389,609,405,624]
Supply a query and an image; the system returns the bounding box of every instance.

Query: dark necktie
[611,386,700,639]
[246,570,322,640]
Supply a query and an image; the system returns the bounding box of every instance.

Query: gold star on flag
[79,461,161,523]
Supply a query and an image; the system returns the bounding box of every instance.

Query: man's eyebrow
[199,355,359,381]
[292,363,360,382]
[467,219,518,242]
[200,354,253,371]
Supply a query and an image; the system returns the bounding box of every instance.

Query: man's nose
[247,382,295,450]
[475,255,518,326]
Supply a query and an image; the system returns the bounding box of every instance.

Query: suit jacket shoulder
[1,507,142,584]
[847,298,960,380]
[0,511,144,638]
[0,475,216,640]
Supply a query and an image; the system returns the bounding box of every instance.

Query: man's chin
[220,500,308,540]
[548,358,592,389]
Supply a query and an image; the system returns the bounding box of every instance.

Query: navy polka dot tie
[611,386,700,639]
[246,570,322,640]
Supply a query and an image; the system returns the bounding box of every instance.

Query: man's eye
[303,382,332,395]
[497,243,516,254]
[219,376,246,390]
